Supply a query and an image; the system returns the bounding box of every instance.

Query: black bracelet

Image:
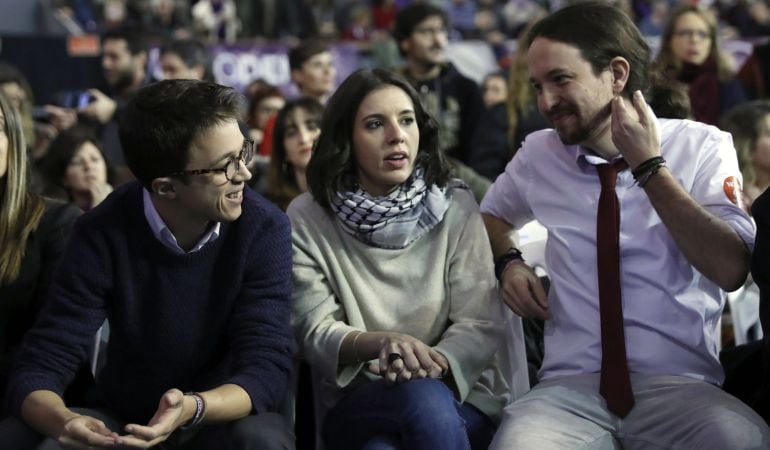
[637,161,666,187]
[494,248,524,281]
[180,392,206,431]
[632,156,666,181]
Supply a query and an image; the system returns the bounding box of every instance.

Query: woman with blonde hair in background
[721,100,770,211]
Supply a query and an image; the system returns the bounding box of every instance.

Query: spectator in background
[50,0,100,34]
[721,100,770,211]
[470,72,513,181]
[372,0,397,31]
[0,64,70,191]
[88,26,149,184]
[0,63,42,161]
[289,41,337,104]
[445,0,477,38]
[647,75,693,120]
[146,0,191,39]
[482,72,508,109]
[469,52,548,181]
[503,49,548,155]
[501,0,547,38]
[636,0,670,37]
[264,97,322,210]
[393,3,483,167]
[0,91,80,418]
[159,38,214,82]
[101,0,132,31]
[723,0,770,37]
[40,126,114,212]
[393,3,491,201]
[246,82,285,151]
[475,1,508,56]
[341,3,373,41]
[192,0,239,43]
[653,4,747,126]
[289,40,337,104]
[44,26,149,186]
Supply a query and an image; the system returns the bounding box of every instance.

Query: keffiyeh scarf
[330,168,456,249]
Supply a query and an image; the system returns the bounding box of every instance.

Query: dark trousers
[0,408,294,450]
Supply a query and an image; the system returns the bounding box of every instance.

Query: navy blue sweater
[7,182,294,423]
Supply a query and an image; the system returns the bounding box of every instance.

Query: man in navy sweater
[1,80,295,449]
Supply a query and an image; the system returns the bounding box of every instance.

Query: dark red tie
[596,160,634,418]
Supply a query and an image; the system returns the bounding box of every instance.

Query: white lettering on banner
[213,51,291,90]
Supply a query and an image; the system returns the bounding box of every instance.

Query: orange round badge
[723,176,741,206]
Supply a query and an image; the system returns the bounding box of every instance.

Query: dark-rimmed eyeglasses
[168,138,255,182]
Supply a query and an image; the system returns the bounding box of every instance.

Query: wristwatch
[494,248,525,281]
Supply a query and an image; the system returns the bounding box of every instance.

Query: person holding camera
[45,26,149,186]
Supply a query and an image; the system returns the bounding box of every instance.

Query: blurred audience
[40,125,114,211]
[159,37,214,81]
[721,100,770,211]
[289,41,337,104]
[372,0,397,31]
[647,74,694,120]
[191,0,238,43]
[637,0,671,37]
[0,63,37,158]
[723,0,770,37]
[264,97,323,210]
[145,0,190,39]
[393,2,491,201]
[393,3,483,166]
[341,3,373,41]
[88,26,148,184]
[482,71,508,109]
[42,26,148,187]
[470,71,511,181]
[246,81,285,150]
[470,49,548,181]
[503,49,548,155]
[653,4,747,126]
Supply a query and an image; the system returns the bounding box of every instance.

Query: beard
[555,120,592,145]
[549,101,612,146]
[108,66,137,93]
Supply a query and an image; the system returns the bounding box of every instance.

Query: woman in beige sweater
[289,68,526,450]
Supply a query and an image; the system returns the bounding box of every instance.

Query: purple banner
[148,41,366,96]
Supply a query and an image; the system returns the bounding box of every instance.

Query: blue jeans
[322,378,495,450]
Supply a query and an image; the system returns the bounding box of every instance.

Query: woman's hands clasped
[365,333,449,385]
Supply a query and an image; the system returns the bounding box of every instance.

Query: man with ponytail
[482,2,770,448]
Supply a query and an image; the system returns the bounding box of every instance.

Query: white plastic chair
[727,280,763,346]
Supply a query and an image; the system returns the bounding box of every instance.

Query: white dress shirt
[480,119,754,385]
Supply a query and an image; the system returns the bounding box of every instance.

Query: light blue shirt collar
[142,189,220,254]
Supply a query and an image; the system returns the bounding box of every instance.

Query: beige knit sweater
[289,187,521,424]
